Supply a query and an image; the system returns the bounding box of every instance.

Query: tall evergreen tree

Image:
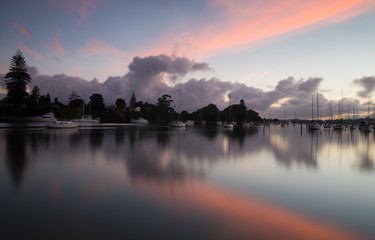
[4,50,31,106]
[130,92,137,108]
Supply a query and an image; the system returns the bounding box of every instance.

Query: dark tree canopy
[115,98,126,109]
[157,94,173,109]
[4,50,31,106]
[89,93,105,116]
[239,99,245,106]
[68,91,83,108]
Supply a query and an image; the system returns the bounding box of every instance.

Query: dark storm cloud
[353,76,375,98]
[172,78,232,111]
[191,62,211,71]
[230,77,323,114]
[126,55,211,96]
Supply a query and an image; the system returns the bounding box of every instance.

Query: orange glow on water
[137,179,364,240]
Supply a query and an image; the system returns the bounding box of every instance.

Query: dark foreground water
[0,124,374,240]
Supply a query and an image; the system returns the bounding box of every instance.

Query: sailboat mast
[312,95,314,121]
[329,101,332,120]
[368,99,370,118]
[316,90,319,120]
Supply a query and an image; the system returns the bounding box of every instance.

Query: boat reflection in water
[0,125,374,239]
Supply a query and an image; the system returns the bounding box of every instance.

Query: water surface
[0,125,374,239]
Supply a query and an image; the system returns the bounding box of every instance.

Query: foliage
[115,98,126,110]
[68,91,83,108]
[156,94,174,124]
[191,104,219,125]
[3,50,31,106]
[100,110,126,123]
[89,93,105,117]
[39,93,52,113]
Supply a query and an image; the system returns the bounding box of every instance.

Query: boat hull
[47,121,78,129]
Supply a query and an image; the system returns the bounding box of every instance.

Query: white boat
[73,115,100,124]
[333,124,344,130]
[131,118,148,125]
[242,122,253,127]
[47,121,78,129]
[216,121,223,126]
[73,101,100,124]
[223,122,234,128]
[31,112,56,122]
[170,120,186,127]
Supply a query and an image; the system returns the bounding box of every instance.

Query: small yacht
[31,112,57,122]
[131,118,148,125]
[223,122,234,128]
[170,120,186,127]
[333,124,344,130]
[73,115,100,124]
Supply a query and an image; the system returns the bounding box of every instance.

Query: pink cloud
[80,40,127,57]
[48,37,66,55]
[143,0,375,59]
[13,23,32,38]
[18,42,44,60]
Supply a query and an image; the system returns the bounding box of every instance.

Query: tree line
[1,50,262,124]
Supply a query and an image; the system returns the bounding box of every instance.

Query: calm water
[1,124,374,240]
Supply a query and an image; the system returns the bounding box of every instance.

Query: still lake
[0,124,374,240]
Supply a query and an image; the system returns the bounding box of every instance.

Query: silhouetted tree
[200,103,219,125]
[27,85,40,114]
[89,93,105,116]
[115,98,126,110]
[4,50,31,106]
[30,86,40,102]
[39,93,52,113]
[157,94,174,123]
[239,99,245,106]
[68,91,83,108]
[53,97,64,109]
[130,92,137,108]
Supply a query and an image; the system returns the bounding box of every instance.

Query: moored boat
[170,120,186,127]
[47,121,78,129]
[333,124,344,130]
[31,112,56,122]
[223,122,234,128]
[131,118,148,125]
[73,115,100,124]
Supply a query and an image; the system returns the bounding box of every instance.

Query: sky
[1,0,375,119]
